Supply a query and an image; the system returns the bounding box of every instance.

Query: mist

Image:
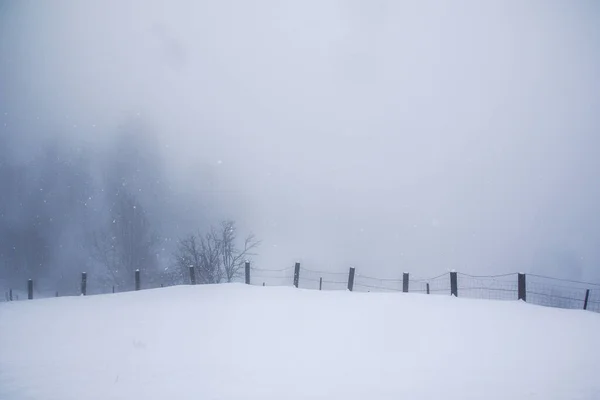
[1,0,599,289]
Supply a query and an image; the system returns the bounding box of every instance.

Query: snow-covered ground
[1,284,599,400]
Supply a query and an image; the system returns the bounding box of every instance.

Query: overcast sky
[1,0,599,281]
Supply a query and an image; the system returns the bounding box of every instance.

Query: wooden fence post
[426,283,430,295]
[584,289,590,310]
[245,261,250,285]
[403,273,409,293]
[450,272,458,297]
[9,289,12,301]
[135,269,140,291]
[189,265,196,285]
[28,279,33,300]
[518,273,526,301]
[262,282,265,287]
[293,262,300,288]
[319,277,323,291]
[55,291,59,297]
[348,267,355,291]
[112,285,115,294]
[81,272,87,296]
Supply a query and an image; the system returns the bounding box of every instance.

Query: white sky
[1,0,599,280]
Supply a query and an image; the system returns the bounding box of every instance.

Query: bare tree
[174,229,223,284]
[219,220,260,282]
[174,234,201,282]
[173,220,259,284]
[200,226,226,283]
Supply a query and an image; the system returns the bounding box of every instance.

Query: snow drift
[1,284,599,400]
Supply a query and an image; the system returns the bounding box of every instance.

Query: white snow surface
[1,284,600,400]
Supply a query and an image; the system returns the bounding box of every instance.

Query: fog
[1,0,599,289]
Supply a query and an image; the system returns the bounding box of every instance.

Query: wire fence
[3,264,600,314]
[248,265,600,313]
[525,274,600,313]
[456,273,519,301]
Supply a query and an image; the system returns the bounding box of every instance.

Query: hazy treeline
[0,122,250,294]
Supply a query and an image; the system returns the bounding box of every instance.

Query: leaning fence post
[135,269,141,291]
[293,262,300,288]
[319,277,323,291]
[518,273,526,301]
[450,272,458,297]
[189,265,196,285]
[28,279,33,300]
[348,267,356,291]
[584,289,590,310]
[81,272,87,296]
[245,261,250,285]
[403,272,409,293]
[426,283,430,295]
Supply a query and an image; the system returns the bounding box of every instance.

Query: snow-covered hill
[1,284,599,399]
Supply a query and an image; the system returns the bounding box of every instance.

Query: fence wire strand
[411,272,451,282]
[457,272,519,279]
[354,283,401,292]
[528,274,600,287]
[252,266,295,272]
[300,267,347,276]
